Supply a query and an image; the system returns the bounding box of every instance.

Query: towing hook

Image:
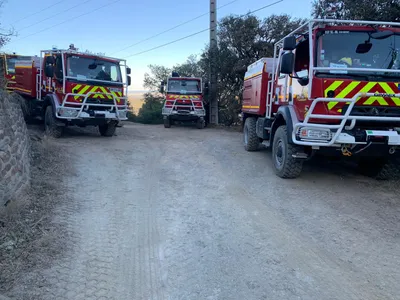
[389,147,396,155]
[341,145,352,157]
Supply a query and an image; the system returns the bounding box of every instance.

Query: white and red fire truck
[12,45,131,137]
[161,72,207,129]
[242,19,400,179]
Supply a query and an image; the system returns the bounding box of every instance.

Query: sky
[1,0,312,91]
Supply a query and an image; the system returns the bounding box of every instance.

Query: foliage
[312,0,400,21]
[0,0,14,49]
[199,14,305,125]
[134,93,164,124]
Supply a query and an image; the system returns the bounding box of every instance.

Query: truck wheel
[164,117,171,128]
[358,158,400,180]
[272,125,303,178]
[99,122,117,137]
[44,106,63,138]
[196,118,205,129]
[243,117,259,151]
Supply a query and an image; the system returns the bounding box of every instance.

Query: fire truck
[12,45,131,137]
[242,19,400,179]
[160,72,208,129]
[0,53,33,92]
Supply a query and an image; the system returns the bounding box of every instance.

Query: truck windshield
[316,30,400,79]
[167,79,201,94]
[67,56,122,83]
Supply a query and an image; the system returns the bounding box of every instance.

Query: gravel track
[6,123,399,300]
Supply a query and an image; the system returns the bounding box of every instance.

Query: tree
[312,0,400,22]
[199,14,305,125]
[0,1,14,49]
[135,93,164,124]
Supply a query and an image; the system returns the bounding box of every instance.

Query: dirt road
[9,123,400,299]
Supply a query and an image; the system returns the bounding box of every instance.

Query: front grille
[85,98,115,105]
[342,106,400,117]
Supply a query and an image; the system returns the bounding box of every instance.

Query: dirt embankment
[0,128,72,295]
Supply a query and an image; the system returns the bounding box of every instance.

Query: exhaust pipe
[389,147,396,155]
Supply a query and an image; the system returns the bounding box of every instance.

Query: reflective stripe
[325,80,400,110]
[327,81,360,110]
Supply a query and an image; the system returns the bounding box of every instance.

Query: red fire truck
[13,45,131,137]
[0,53,33,92]
[242,19,400,179]
[161,72,207,129]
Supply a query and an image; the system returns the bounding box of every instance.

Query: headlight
[118,111,127,119]
[297,127,332,141]
[58,108,79,118]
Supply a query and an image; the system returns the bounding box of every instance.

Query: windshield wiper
[315,72,369,81]
[367,73,400,81]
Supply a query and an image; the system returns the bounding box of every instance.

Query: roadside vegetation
[134,0,399,125]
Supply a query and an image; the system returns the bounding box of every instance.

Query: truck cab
[242,19,400,179]
[14,45,131,137]
[161,73,207,129]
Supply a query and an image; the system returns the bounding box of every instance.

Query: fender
[271,106,299,144]
[44,94,66,126]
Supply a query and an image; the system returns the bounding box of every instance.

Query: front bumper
[162,108,206,117]
[292,92,400,147]
[56,91,128,121]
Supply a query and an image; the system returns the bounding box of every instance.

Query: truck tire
[99,123,117,137]
[44,106,63,138]
[272,125,303,178]
[196,118,205,129]
[243,117,259,151]
[164,117,171,128]
[358,158,400,180]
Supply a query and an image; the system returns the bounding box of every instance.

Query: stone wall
[0,91,30,206]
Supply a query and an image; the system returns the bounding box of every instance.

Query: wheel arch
[271,106,295,145]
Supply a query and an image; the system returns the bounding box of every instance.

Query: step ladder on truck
[12,44,131,138]
[161,72,208,129]
[242,19,400,179]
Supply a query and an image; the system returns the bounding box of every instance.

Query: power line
[15,0,122,42]
[125,0,284,58]
[17,0,93,32]
[111,0,240,56]
[13,0,65,24]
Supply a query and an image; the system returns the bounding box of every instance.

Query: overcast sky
[2,0,312,90]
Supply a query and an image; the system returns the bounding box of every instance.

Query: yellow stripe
[100,86,112,99]
[244,71,262,81]
[381,83,400,106]
[243,105,260,109]
[73,84,83,100]
[14,87,31,93]
[327,81,361,110]
[324,81,343,97]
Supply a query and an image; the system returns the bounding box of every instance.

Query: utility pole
[209,0,218,124]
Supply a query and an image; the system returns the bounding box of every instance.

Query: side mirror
[356,42,373,54]
[45,56,55,65]
[127,76,131,86]
[159,85,164,93]
[126,67,131,75]
[283,36,296,51]
[297,77,309,86]
[280,52,295,75]
[45,65,54,77]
